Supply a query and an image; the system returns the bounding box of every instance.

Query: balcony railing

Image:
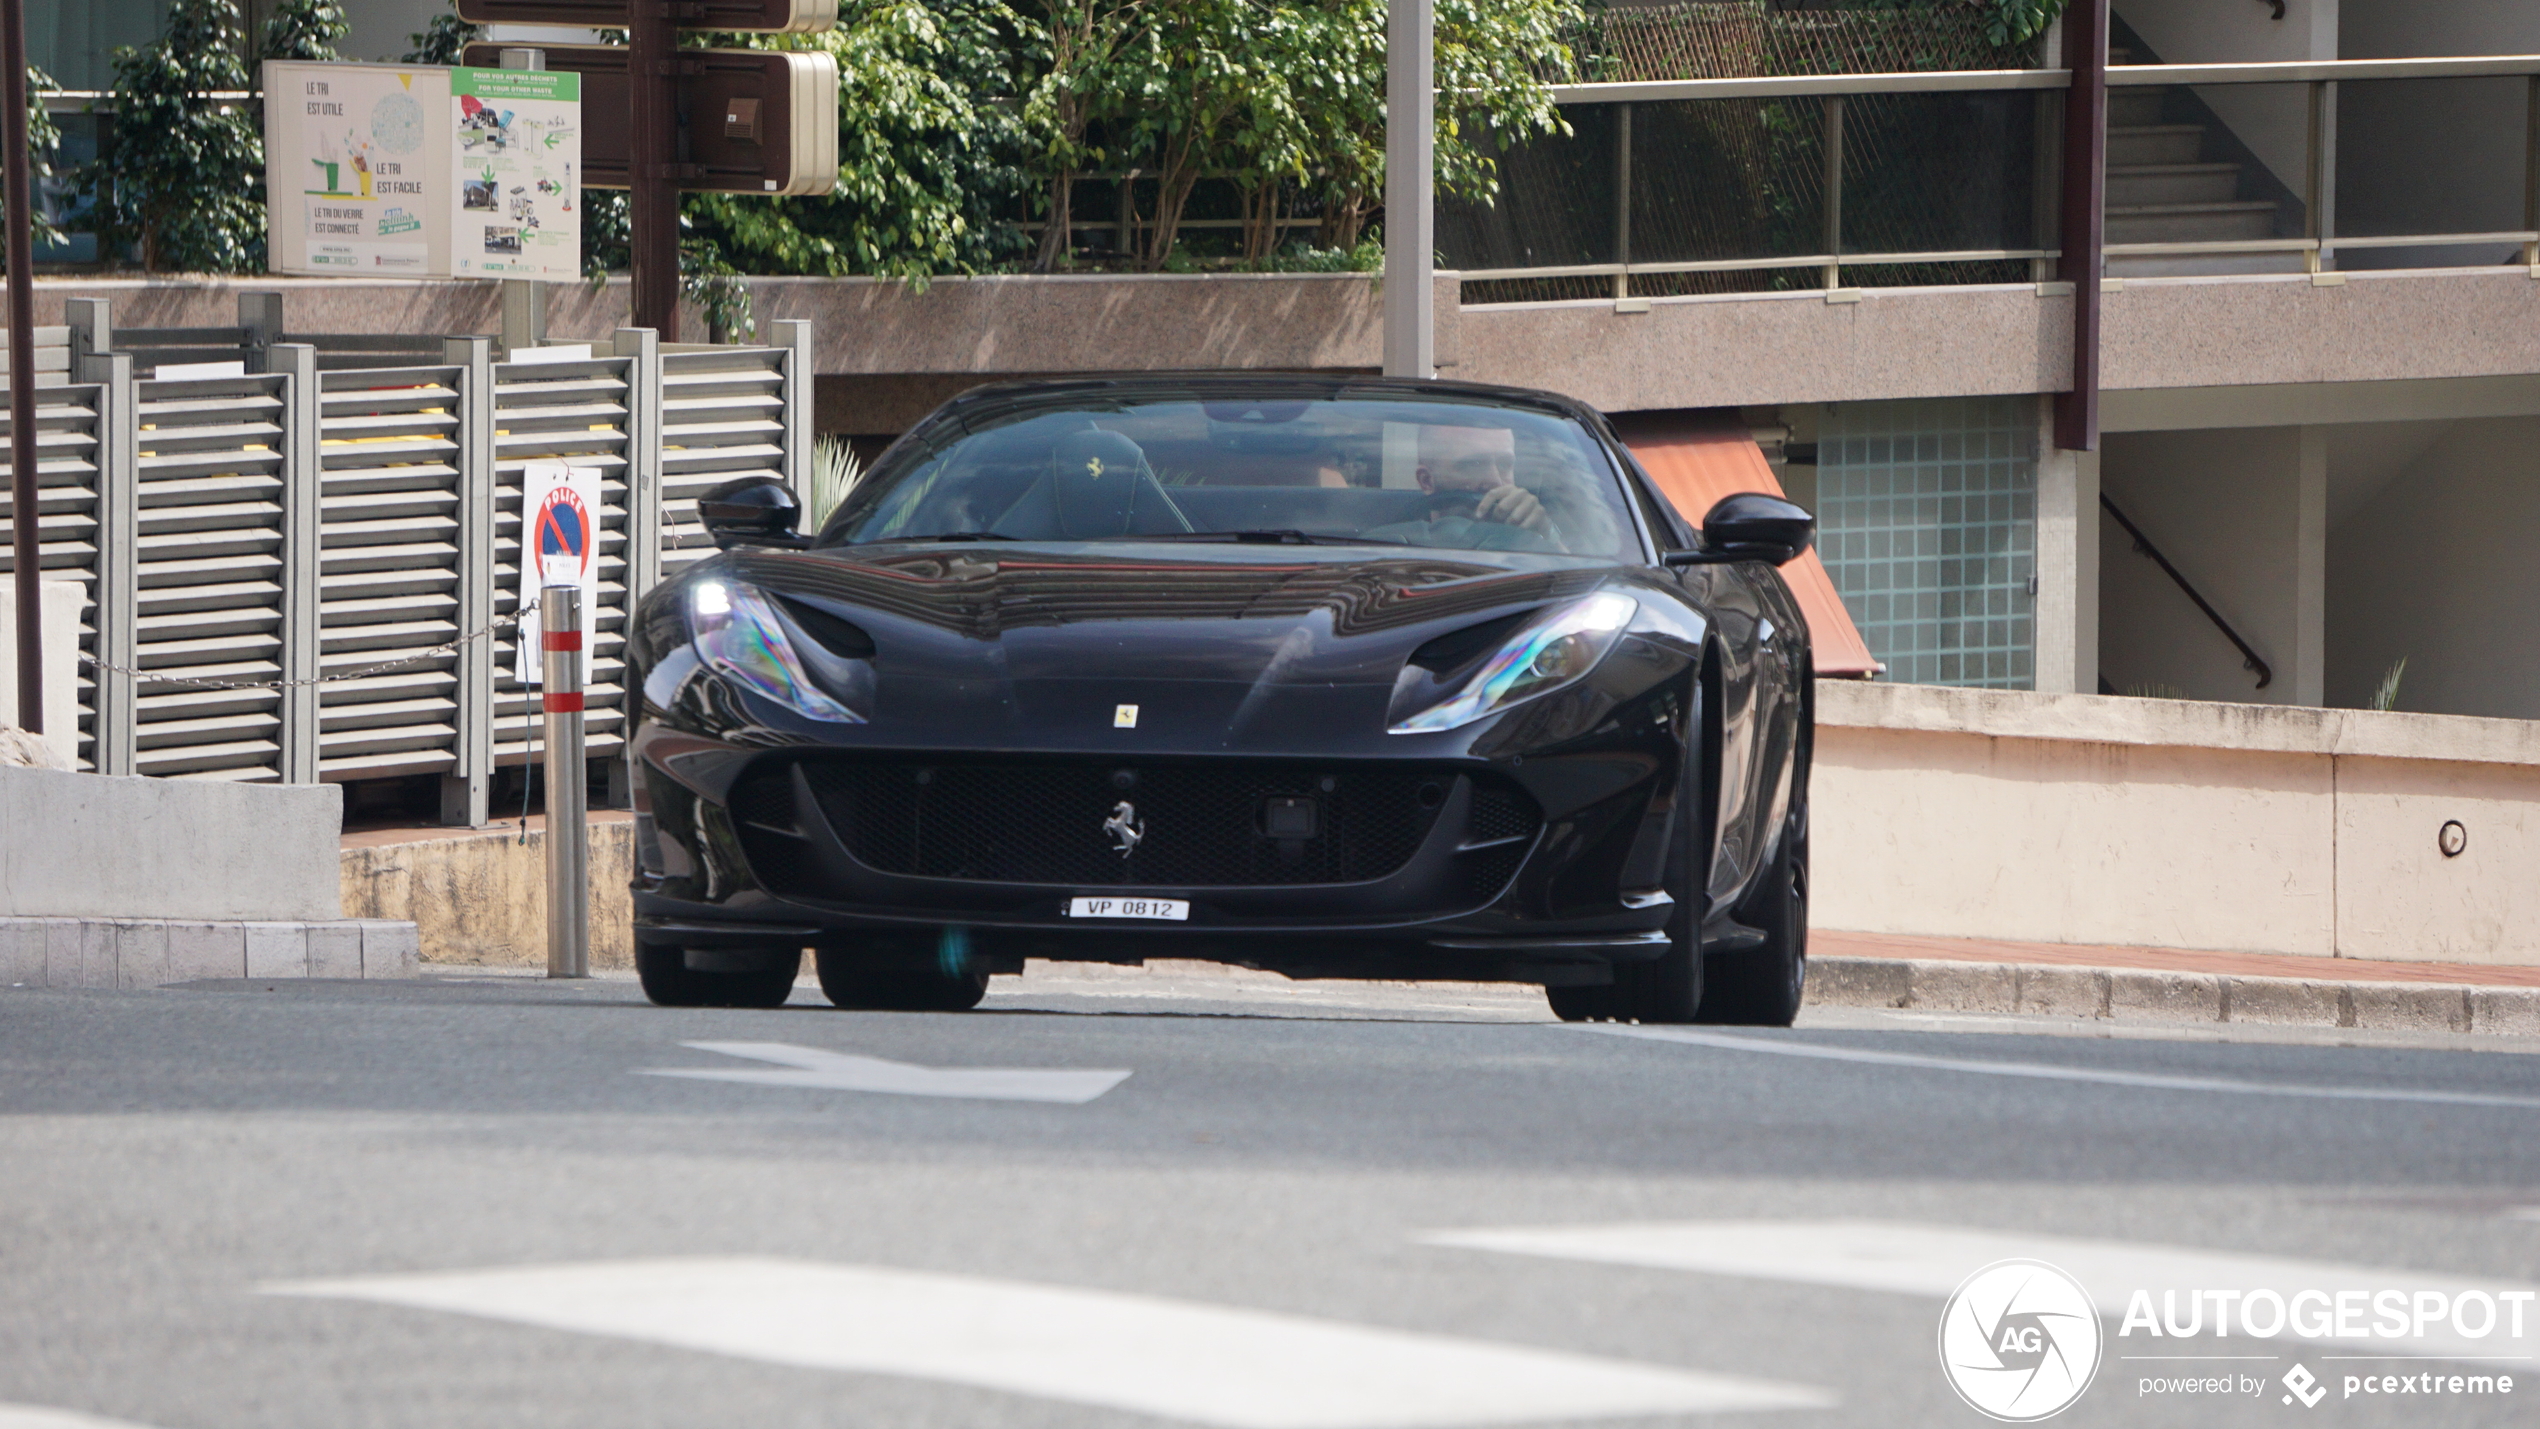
[1446,55,2540,303]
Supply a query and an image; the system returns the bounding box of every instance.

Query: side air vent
[775,595,878,659]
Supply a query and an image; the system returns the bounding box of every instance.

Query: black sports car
[623,374,1816,1024]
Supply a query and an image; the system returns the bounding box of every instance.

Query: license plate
[1066,896,1190,921]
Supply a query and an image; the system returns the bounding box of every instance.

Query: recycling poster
[268,64,439,275]
[263,61,581,281]
[449,67,582,282]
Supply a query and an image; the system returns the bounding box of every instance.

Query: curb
[1806,956,2540,1038]
[1,917,421,989]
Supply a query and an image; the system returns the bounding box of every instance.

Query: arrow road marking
[265,1256,1832,1428]
[635,1040,1132,1104]
[1421,1221,2540,1366]
[0,1410,169,1429]
[1578,1024,2540,1111]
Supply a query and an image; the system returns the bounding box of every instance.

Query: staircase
[2102,50,2306,277]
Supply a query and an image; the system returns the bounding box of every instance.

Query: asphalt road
[5,963,2540,1429]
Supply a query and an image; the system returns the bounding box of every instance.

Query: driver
[1416,424,1552,535]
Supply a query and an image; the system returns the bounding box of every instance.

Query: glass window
[823,389,1639,562]
[1817,396,2035,689]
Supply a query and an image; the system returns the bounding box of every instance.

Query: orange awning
[1611,410,1881,678]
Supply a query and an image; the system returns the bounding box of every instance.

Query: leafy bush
[83,0,267,272]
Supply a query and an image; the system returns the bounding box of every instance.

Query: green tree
[84,0,265,272]
[1269,0,1580,255]
[680,0,1034,281]
[6,70,69,256]
[1019,0,1150,271]
[260,0,350,62]
[1106,0,1306,270]
[401,10,484,64]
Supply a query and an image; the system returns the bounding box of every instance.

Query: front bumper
[632,740,1683,984]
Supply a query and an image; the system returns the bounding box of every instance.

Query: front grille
[783,759,1451,888]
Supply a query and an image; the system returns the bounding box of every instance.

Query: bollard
[541,582,589,978]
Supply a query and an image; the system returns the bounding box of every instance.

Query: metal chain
[77,612,516,692]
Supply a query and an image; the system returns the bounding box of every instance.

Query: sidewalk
[1810,930,2540,1036]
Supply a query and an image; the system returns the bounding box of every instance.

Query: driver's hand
[1474,483,1550,533]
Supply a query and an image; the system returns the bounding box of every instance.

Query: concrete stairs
[2103,56,2304,277]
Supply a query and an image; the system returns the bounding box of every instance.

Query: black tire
[1545,980,1622,1022]
[815,948,988,1012]
[636,944,801,1009]
[1697,814,1807,1026]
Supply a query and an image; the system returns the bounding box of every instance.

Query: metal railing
[2103,56,2540,273]
[0,294,815,811]
[1456,54,2540,300]
[2101,493,2272,691]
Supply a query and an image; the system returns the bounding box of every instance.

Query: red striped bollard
[542,582,589,978]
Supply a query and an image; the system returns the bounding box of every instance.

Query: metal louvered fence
[0,296,813,826]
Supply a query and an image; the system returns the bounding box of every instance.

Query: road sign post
[497,46,552,356]
[542,581,589,979]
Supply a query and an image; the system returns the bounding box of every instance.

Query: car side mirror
[697,475,806,549]
[1665,492,1815,567]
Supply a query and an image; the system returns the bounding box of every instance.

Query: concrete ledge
[341,815,634,969]
[1,766,344,920]
[1805,955,2540,1037]
[1,917,417,989]
[1816,678,2540,769]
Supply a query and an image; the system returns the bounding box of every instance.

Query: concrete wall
[2099,425,2325,706]
[0,767,343,920]
[40,265,2540,419]
[1814,680,2540,963]
[340,817,635,968]
[0,580,81,768]
[2326,415,2540,720]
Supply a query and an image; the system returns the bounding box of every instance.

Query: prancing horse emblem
[1103,800,1143,856]
[1085,455,1106,479]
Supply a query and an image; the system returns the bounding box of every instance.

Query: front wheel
[815,948,988,1012]
[1696,816,1807,1026]
[1546,898,1705,1024]
[636,944,801,1009]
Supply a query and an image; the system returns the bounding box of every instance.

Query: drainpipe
[1383,0,1434,379]
[2055,0,2109,452]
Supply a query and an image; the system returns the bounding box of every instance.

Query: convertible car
[622,374,1816,1024]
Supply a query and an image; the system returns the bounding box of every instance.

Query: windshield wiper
[1141,530,1408,547]
[899,531,1020,542]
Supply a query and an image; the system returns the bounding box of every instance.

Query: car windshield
[821,390,1640,560]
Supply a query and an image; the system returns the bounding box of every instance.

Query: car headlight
[1389,591,1638,734]
[689,579,864,723]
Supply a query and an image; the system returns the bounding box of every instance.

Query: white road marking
[265,1256,1832,1428]
[1579,1024,2540,1110]
[635,1040,1131,1103]
[0,1408,166,1429]
[1422,1220,2540,1365]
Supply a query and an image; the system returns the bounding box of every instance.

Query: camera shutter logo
[1938,1259,2104,1421]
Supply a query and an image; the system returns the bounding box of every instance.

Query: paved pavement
[5,962,2540,1428]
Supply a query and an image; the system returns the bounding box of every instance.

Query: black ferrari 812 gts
[623,374,1816,1023]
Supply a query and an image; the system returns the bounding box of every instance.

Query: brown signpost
[454,0,835,338]
[460,44,837,195]
[2,0,35,730]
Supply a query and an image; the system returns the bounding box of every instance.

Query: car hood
[689,542,1658,755]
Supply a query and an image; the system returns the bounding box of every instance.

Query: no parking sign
[517,461,602,684]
